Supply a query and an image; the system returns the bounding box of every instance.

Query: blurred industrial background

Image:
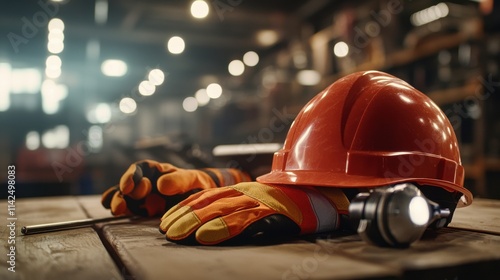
[0,0,499,199]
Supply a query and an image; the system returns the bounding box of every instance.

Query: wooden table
[1,195,499,280]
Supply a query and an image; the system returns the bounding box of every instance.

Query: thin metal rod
[21,216,133,235]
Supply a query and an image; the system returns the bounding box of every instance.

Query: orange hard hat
[257,70,472,206]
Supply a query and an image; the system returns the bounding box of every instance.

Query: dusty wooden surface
[88,195,500,279]
[315,228,500,279]
[102,219,394,280]
[0,196,122,280]
[100,219,500,280]
[449,198,500,235]
[1,195,499,279]
[77,195,113,219]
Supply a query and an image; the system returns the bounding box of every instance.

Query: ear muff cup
[350,189,410,248]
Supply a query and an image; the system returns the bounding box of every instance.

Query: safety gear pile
[102,70,473,245]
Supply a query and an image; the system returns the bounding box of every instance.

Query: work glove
[159,182,350,245]
[101,160,251,217]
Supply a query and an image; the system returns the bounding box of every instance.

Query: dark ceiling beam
[116,0,284,27]
[0,16,260,50]
[68,24,259,49]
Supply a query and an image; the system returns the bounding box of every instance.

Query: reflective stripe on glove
[101,160,251,217]
[159,182,350,245]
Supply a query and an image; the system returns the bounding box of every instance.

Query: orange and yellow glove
[159,182,350,245]
[101,160,251,217]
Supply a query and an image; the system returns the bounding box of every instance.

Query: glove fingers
[142,160,178,174]
[160,195,258,239]
[168,215,299,246]
[163,187,242,218]
[110,191,131,216]
[159,189,250,231]
[119,164,143,194]
[193,206,278,245]
[193,195,259,221]
[127,177,152,200]
[157,169,217,196]
[156,171,195,196]
[159,205,192,234]
[101,186,119,209]
[159,189,211,223]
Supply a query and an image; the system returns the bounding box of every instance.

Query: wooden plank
[101,219,397,280]
[82,194,500,279]
[101,219,500,279]
[76,194,115,219]
[0,196,122,280]
[449,198,500,235]
[315,227,500,279]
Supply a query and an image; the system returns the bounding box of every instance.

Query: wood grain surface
[99,219,500,279]
[102,219,395,280]
[93,196,500,280]
[0,196,122,280]
[2,195,500,280]
[449,198,500,235]
[316,228,500,279]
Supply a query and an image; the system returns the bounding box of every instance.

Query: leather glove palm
[101,160,251,217]
[159,182,350,245]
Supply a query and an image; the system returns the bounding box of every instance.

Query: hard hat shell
[257,70,472,206]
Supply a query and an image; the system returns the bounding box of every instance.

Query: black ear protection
[348,183,451,248]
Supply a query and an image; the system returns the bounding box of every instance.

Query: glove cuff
[261,184,342,234]
[202,168,251,187]
[315,187,350,215]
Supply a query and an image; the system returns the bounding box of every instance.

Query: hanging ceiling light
[228,60,244,76]
[167,36,185,54]
[101,59,128,77]
[191,0,209,19]
[243,51,259,67]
